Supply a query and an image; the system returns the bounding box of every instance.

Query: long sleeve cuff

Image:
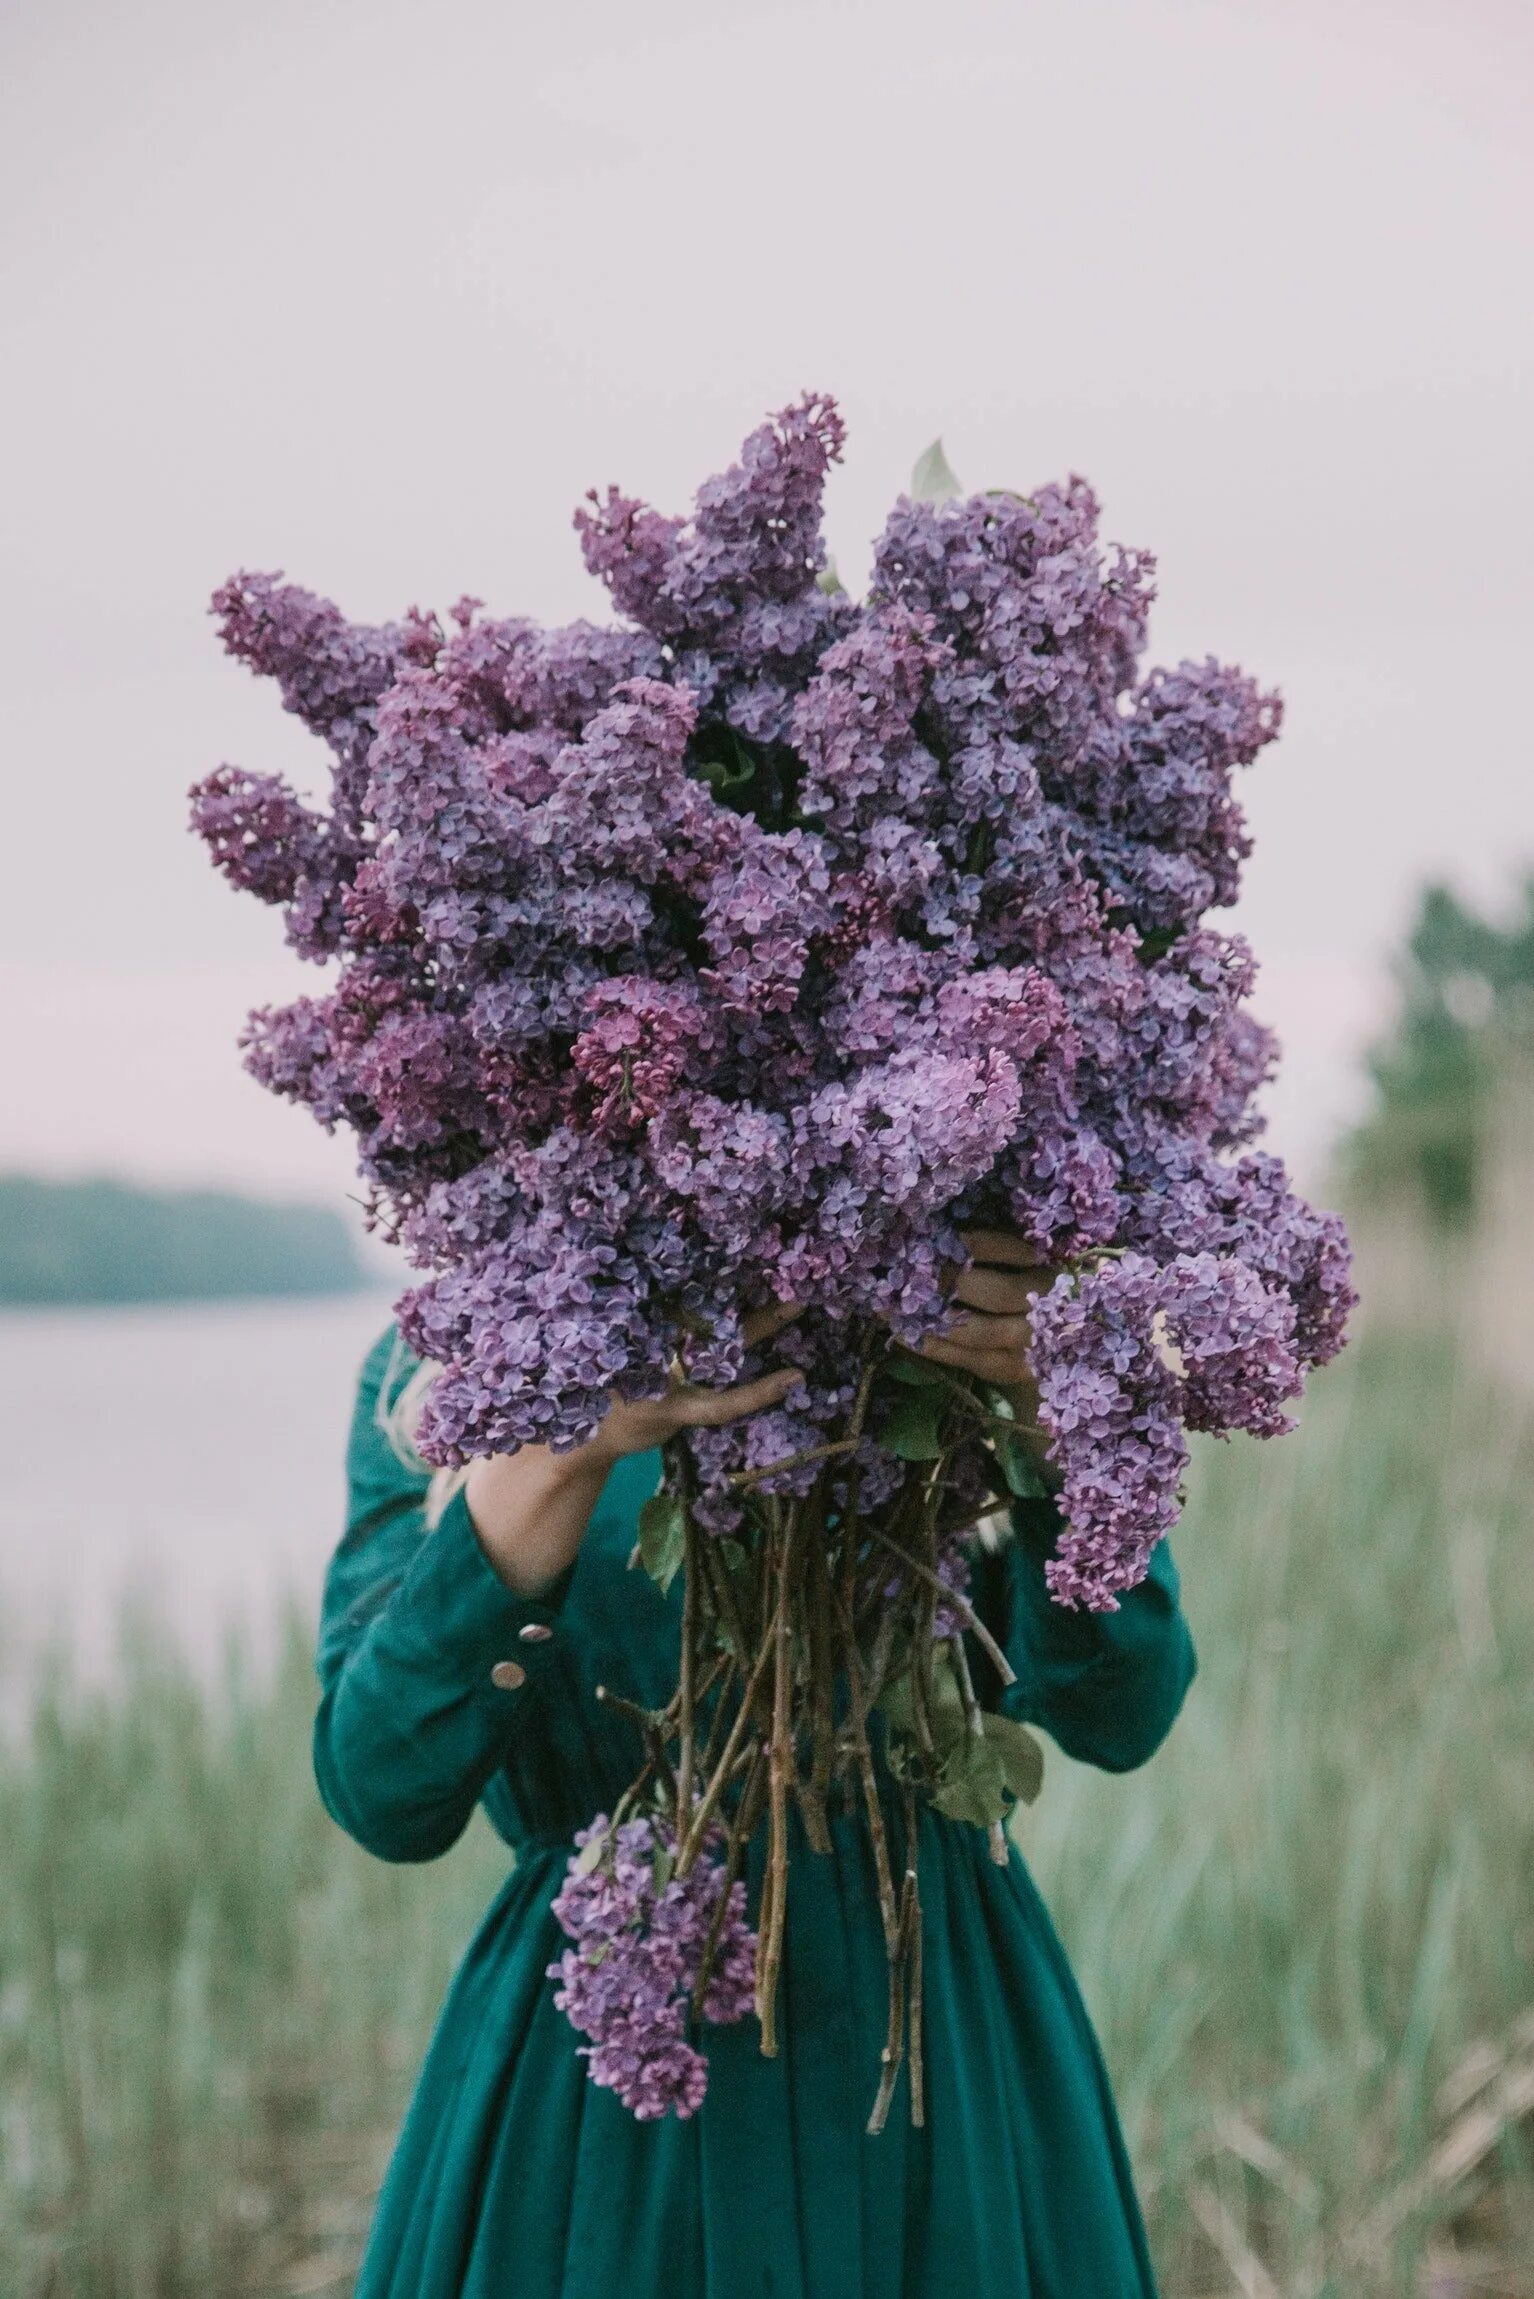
[996,1502,1196,1771]
[313,1489,581,1862]
[380,1484,577,1701]
[1003,1494,1121,1671]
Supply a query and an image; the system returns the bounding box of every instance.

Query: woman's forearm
[461,1356,807,1599]
[464,1443,615,1598]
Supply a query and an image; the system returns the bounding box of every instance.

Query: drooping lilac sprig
[549,1813,757,2120]
[1029,1250,1304,1609]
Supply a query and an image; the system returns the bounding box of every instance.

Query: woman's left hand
[909,1228,1060,1432]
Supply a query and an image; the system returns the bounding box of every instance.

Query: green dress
[319,1330,1196,2298]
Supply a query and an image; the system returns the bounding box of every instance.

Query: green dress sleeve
[979,1496,1198,1774]
[313,1330,580,1864]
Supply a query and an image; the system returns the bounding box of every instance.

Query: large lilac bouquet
[192,395,1352,2127]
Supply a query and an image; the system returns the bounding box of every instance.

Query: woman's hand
[465,1242,1059,1602]
[464,1304,804,1600]
[577,1302,807,1471]
[908,1228,1059,1443]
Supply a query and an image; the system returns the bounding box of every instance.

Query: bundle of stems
[600,1341,1046,2136]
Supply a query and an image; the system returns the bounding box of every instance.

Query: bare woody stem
[690,1741,766,2021]
[676,1509,699,1834]
[756,1503,801,2053]
[947,1630,985,1742]
[804,1520,837,1845]
[696,1648,739,1785]
[906,1613,937,1764]
[835,1345,881,1627]
[676,1609,781,1872]
[846,1349,881,1447]
[864,1588,907,1712]
[596,1685,678,1811]
[729,1436,857,1491]
[603,1652,730,1837]
[667,1333,989,2130]
[908,1901,926,2127]
[867,1525,1017,1688]
[838,1609,901,1958]
[853,1472,927,1631]
[902,1784,926,2130]
[945,1633,1010,1868]
[694,1530,752,1663]
[904,1457,952,1765]
[866,1868,916,2136]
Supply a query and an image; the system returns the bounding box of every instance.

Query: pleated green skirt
[356,1807,1157,2298]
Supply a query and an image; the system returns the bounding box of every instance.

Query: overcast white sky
[2,0,1530,1206]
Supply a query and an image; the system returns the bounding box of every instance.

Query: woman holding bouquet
[197,392,1349,2298]
[318,1227,1196,2298]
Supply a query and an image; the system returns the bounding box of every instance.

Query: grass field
[1,1331,1530,2297]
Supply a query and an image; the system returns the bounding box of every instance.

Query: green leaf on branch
[929,1716,1044,1826]
[930,1732,1010,1828]
[881,1390,948,1461]
[1136,926,1181,965]
[884,1351,949,1389]
[982,1713,1045,1806]
[878,1670,916,1736]
[889,1357,997,1430]
[882,1654,1045,1827]
[881,1651,967,1752]
[925,1649,970,1736]
[636,1492,686,1595]
[911,437,964,504]
[694,727,759,794]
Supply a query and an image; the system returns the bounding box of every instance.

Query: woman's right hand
[464,1303,804,1600]
[577,1300,806,1468]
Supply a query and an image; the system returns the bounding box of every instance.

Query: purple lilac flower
[549,1814,758,2120]
[1029,1256,1191,1611]
[569,978,724,1136]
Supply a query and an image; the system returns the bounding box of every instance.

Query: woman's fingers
[949,1264,1051,1315]
[955,1227,1052,1270]
[739,1299,802,1347]
[917,1333,1033,1384]
[929,1309,1034,1352]
[670,1366,805,1429]
[917,1309,1038,1385]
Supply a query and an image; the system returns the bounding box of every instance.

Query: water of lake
[0,1293,399,1684]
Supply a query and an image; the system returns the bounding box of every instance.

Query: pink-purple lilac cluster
[548,1815,757,2119]
[191,393,1352,1611]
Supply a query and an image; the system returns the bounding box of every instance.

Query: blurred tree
[1345,877,1534,1225]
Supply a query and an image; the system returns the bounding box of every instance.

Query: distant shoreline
[0,1287,394,1326]
[0,1173,374,1308]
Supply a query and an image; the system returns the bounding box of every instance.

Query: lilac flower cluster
[548,1814,757,2119]
[1029,1250,1302,1607]
[191,393,1353,1609]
